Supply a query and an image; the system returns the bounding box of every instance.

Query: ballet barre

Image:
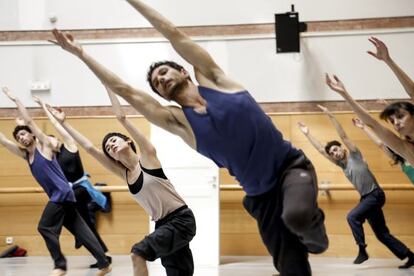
[0,184,414,194]
[220,184,414,191]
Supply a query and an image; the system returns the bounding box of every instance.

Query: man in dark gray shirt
[299,105,414,269]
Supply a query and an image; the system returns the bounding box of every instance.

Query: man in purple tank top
[51,1,328,274]
[0,88,111,276]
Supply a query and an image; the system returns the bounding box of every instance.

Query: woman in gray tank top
[48,87,196,276]
[299,105,414,269]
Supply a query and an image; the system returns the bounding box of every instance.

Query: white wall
[0,0,413,30]
[0,29,413,108]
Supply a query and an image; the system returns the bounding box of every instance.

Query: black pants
[243,151,328,276]
[73,185,108,252]
[37,201,110,270]
[131,206,196,276]
[347,188,409,259]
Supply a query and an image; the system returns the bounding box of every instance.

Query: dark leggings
[243,152,328,276]
[73,186,108,252]
[37,201,109,270]
[347,188,409,259]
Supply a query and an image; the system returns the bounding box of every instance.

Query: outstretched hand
[367,37,390,62]
[317,104,331,114]
[325,73,347,95]
[32,95,43,106]
[50,29,83,56]
[352,118,364,129]
[47,105,66,123]
[297,122,309,135]
[15,117,25,126]
[376,98,389,106]
[2,86,17,101]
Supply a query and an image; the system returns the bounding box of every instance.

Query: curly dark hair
[380,101,414,122]
[12,125,32,141]
[325,140,342,155]
[146,60,186,95]
[101,132,137,164]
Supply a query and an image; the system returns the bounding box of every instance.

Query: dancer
[47,87,196,276]
[325,74,414,167]
[352,117,414,184]
[298,105,414,268]
[50,1,328,274]
[33,96,112,268]
[0,87,111,276]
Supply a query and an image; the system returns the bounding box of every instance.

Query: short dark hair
[13,125,32,141]
[380,101,414,122]
[101,132,137,163]
[146,60,185,95]
[325,140,342,155]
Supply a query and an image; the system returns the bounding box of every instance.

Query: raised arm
[368,37,414,99]
[0,131,26,159]
[105,86,161,169]
[50,30,185,136]
[318,105,357,152]
[325,73,414,164]
[297,122,338,165]
[124,0,242,89]
[47,106,125,178]
[352,117,396,160]
[2,87,52,148]
[33,96,77,152]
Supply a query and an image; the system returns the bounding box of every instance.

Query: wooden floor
[1,256,414,276]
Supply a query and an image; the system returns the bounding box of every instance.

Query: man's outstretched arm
[318,105,357,153]
[297,122,338,165]
[51,30,183,134]
[125,0,242,89]
[0,132,26,159]
[2,87,52,149]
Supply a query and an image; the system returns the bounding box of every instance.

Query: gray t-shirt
[338,149,379,196]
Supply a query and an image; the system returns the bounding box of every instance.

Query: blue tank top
[182,86,297,196]
[28,148,76,203]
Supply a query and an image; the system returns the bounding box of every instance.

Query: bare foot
[49,269,66,276]
[96,264,112,276]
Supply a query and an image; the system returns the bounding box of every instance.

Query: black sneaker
[399,254,414,269]
[90,256,112,269]
[353,249,369,264]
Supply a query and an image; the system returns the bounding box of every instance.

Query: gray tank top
[126,165,186,221]
[338,149,379,196]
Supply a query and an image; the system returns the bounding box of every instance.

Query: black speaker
[275,12,300,53]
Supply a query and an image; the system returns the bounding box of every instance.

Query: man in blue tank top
[51,1,328,274]
[0,88,111,276]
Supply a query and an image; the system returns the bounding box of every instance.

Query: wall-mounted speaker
[275,6,306,53]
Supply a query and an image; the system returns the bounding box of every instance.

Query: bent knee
[282,208,313,232]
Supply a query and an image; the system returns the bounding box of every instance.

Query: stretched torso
[182,86,297,196]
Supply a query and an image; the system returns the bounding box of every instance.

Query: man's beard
[169,79,189,100]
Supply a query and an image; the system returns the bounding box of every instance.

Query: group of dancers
[1,0,414,275]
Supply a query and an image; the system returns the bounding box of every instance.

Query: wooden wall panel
[220,112,414,257]
[0,117,150,255]
[2,112,414,258]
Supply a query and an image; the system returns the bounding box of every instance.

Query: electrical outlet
[30,81,51,92]
[5,237,13,244]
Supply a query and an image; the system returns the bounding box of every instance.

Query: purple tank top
[182,86,297,196]
[29,148,75,203]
